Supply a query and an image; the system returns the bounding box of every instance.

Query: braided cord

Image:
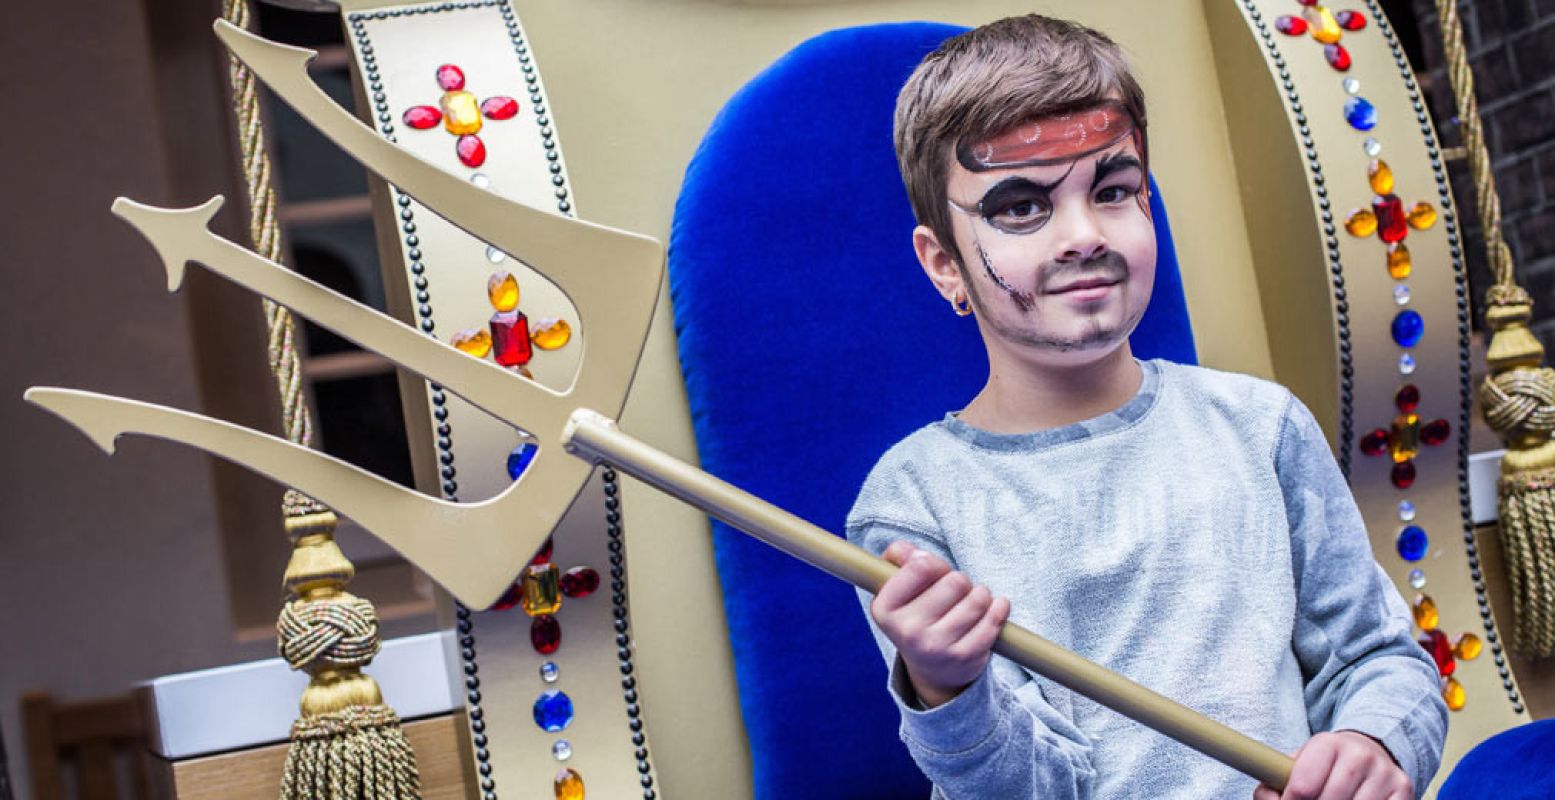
[1436,1,1555,658]
[223,0,314,450]
[1434,0,1515,287]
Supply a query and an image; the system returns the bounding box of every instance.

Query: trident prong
[25,23,665,609]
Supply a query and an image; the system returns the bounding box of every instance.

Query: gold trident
[25,20,1295,791]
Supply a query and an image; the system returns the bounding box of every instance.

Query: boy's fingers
[948,593,1008,658]
[1313,753,1365,800]
[926,584,991,644]
[1251,786,1280,800]
[873,549,952,614]
[899,568,975,627]
[882,540,917,566]
[1282,737,1337,800]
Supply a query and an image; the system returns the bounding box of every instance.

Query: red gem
[530,536,554,566]
[1360,429,1390,457]
[436,63,465,91]
[1275,15,1308,35]
[1422,419,1451,446]
[481,96,519,120]
[1325,43,1352,71]
[491,581,522,612]
[1373,194,1408,243]
[403,105,442,129]
[1391,460,1417,489]
[560,567,600,598]
[1296,0,1318,5]
[490,309,533,366]
[531,614,561,654]
[1418,629,1454,676]
[1336,9,1367,30]
[1396,384,1420,413]
[456,134,487,167]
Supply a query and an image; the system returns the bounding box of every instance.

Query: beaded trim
[347,4,658,796]
[1359,0,1522,714]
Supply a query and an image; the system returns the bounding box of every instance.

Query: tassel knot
[278,595,381,672]
[1481,366,1555,443]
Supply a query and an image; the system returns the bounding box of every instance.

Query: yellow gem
[1387,242,1412,280]
[1412,594,1439,630]
[554,768,585,800]
[532,318,573,350]
[440,90,483,135]
[1304,6,1343,44]
[521,563,563,617]
[1391,413,1421,463]
[1368,159,1395,195]
[1454,632,1483,660]
[1345,208,1377,237]
[1443,676,1466,711]
[488,270,520,312]
[451,329,492,358]
[1408,201,1438,230]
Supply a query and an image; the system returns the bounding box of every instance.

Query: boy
[846,14,1447,800]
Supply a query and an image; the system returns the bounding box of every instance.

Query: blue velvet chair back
[667,22,1197,798]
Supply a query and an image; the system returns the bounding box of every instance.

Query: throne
[11,2,1549,799]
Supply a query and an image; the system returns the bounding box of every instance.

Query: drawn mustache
[1039,250,1130,294]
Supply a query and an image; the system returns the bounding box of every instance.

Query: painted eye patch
[976,178,1054,235]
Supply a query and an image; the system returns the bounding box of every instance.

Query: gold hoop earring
[951,290,973,317]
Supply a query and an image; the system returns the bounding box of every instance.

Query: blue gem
[533,689,574,733]
[507,441,539,480]
[1344,97,1378,131]
[1397,525,1428,561]
[1391,310,1424,348]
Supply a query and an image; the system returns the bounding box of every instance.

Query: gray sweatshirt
[846,360,1447,799]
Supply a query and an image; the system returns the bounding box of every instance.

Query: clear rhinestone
[1394,284,1411,305]
[1399,500,1416,521]
[471,172,491,187]
[1399,353,1417,374]
[552,739,572,761]
[1343,78,1361,95]
[1363,137,1382,157]
[487,245,506,264]
[1408,568,1426,589]
[540,661,559,683]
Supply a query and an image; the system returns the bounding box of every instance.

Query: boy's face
[916,106,1157,370]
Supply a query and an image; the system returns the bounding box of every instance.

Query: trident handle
[562,408,1295,791]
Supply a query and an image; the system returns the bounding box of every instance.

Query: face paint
[941,108,1155,355]
[975,241,1036,312]
[956,101,1135,173]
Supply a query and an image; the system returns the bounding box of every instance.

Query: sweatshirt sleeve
[845,516,1098,800]
[1275,394,1449,796]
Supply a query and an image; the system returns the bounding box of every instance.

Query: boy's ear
[913,224,965,304]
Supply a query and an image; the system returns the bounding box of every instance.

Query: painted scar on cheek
[976,242,1036,313]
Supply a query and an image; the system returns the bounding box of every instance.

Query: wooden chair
[21,691,150,800]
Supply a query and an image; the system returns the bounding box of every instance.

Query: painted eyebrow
[977,160,1078,212]
[1091,153,1144,188]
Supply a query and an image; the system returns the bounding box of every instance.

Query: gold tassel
[277,492,421,799]
[217,0,423,790]
[1430,0,1555,658]
[1479,287,1555,658]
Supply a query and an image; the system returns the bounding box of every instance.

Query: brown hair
[894,15,1148,266]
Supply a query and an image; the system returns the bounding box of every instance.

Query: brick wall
[1406,0,1555,351]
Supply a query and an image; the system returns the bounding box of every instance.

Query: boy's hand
[870,541,1011,709]
[1252,731,1411,800]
